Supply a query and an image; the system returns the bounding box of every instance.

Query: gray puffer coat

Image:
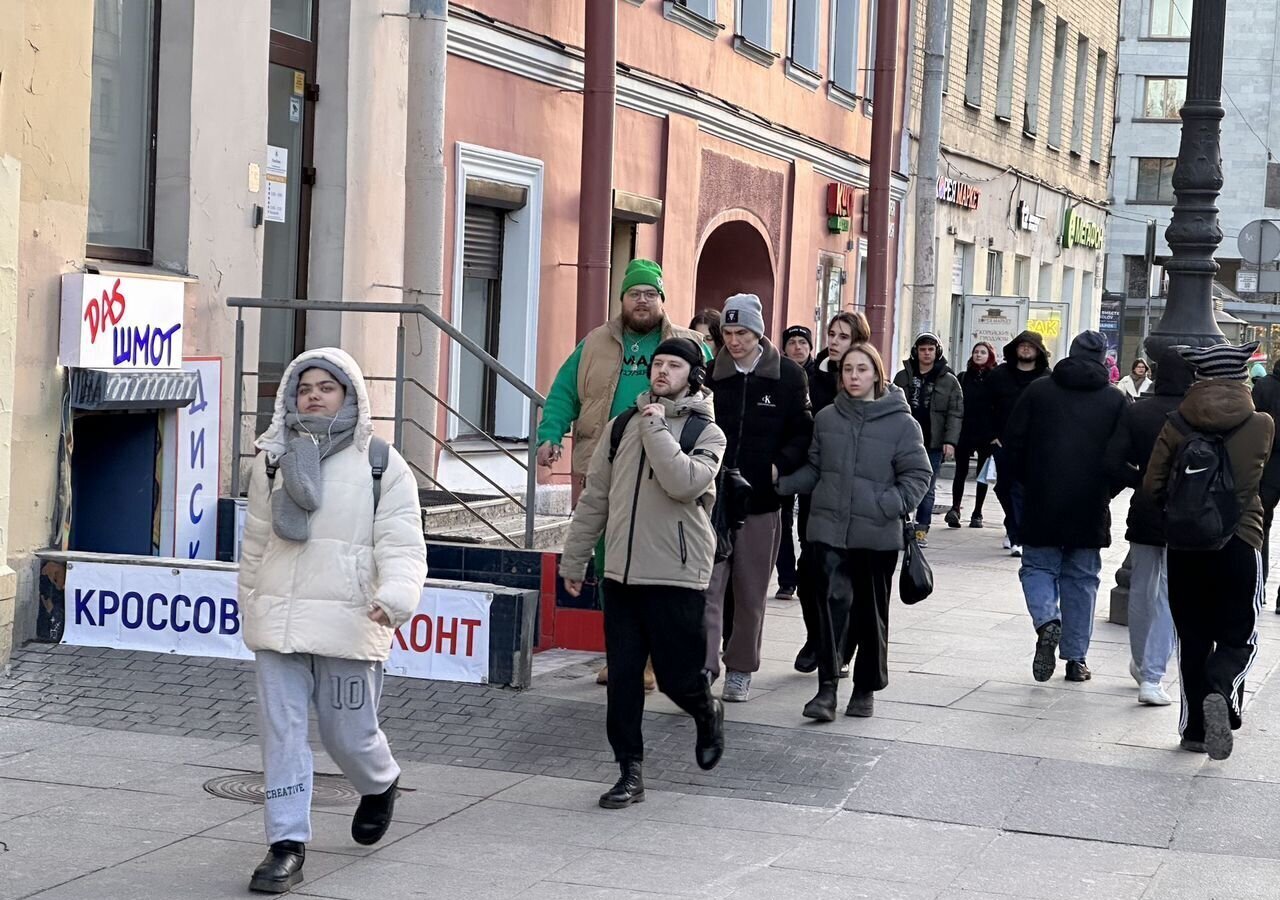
[778,386,933,551]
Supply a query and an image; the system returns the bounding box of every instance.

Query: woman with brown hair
[946,341,999,529]
[777,343,932,720]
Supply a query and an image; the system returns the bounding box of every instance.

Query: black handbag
[710,467,753,562]
[899,518,934,605]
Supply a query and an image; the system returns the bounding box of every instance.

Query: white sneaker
[1129,659,1142,685]
[1010,545,1022,558]
[1002,536,1012,550]
[1138,682,1173,706]
[722,671,752,702]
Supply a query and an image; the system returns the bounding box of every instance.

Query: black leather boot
[599,760,645,809]
[249,841,305,893]
[802,680,838,722]
[794,643,818,673]
[351,777,399,846]
[696,699,725,771]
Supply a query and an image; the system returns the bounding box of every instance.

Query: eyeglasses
[625,289,662,302]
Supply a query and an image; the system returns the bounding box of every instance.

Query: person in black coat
[1005,331,1126,684]
[1104,345,1194,706]
[946,341,998,529]
[1252,357,1280,609]
[985,330,1051,555]
[774,325,819,601]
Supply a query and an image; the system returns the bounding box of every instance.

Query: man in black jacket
[1252,357,1280,611]
[705,294,813,702]
[986,330,1051,556]
[1105,345,1194,705]
[1005,331,1126,683]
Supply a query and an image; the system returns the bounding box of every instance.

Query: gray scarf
[271,391,359,542]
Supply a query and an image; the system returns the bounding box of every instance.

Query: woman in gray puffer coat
[778,344,932,721]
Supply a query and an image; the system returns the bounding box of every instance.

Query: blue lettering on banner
[71,586,240,635]
[112,322,182,368]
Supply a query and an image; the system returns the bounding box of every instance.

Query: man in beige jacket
[561,338,728,809]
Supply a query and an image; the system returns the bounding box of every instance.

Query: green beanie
[619,259,665,299]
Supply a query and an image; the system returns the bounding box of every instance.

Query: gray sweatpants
[255,650,400,844]
[703,510,782,675]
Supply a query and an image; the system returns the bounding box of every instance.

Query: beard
[622,306,663,334]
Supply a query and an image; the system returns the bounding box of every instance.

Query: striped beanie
[1176,341,1260,382]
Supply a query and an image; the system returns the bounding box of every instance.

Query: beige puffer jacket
[238,348,428,661]
[561,390,726,591]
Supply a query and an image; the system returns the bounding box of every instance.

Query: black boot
[600,760,645,809]
[802,680,838,722]
[249,841,305,894]
[845,690,874,717]
[351,777,399,846]
[696,699,725,771]
[794,642,818,673]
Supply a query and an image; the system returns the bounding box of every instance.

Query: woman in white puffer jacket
[238,347,426,894]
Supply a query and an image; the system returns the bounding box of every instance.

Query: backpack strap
[608,409,639,463]
[1168,410,1192,436]
[681,412,718,462]
[368,436,390,512]
[264,455,279,486]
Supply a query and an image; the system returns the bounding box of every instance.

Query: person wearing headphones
[561,338,729,809]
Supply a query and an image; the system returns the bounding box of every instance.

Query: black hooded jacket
[958,365,997,447]
[986,330,1051,441]
[1104,345,1196,545]
[1253,358,1280,500]
[1004,333,1128,548]
[808,348,839,416]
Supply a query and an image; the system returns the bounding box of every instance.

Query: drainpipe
[865,0,902,354]
[912,0,947,340]
[403,0,448,476]
[575,0,617,340]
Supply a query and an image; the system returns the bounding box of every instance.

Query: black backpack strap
[265,455,279,486]
[1168,411,1192,436]
[681,412,718,462]
[608,409,639,462]
[368,436,390,512]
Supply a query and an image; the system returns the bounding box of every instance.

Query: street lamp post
[1144,0,1228,358]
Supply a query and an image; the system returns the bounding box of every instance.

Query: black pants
[794,496,824,653]
[992,446,1024,544]
[816,545,898,692]
[1167,537,1261,742]
[1260,485,1278,595]
[776,496,798,590]
[603,580,718,762]
[950,442,995,515]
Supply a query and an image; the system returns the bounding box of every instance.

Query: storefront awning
[70,368,200,411]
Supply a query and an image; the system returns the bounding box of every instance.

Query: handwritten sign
[174,359,222,560]
[60,274,184,371]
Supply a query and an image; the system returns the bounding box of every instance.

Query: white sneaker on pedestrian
[1010,545,1022,558]
[1129,659,1142,685]
[1002,536,1012,550]
[1138,683,1173,706]
[722,671,752,703]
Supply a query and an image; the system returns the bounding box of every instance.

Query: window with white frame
[1149,0,1191,37]
[1070,34,1089,154]
[1090,50,1108,161]
[1046,18,1068,148]
[865,0,878,100]
[1014,255,1032,296]
[964,0,988,107]
[942,0,955,94]
[1134,157,1177,203]
[830,0,861,93]
[681,0,718,18]
[1023,1,1046,135]
[789,0,820,71]
[986,250,1004,294]
[995,0,1018,119]
[1037,262,1053,300]
[740,0,771,47]
[1142,76,1186,119]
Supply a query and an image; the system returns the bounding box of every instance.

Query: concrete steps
[419,488,572,550]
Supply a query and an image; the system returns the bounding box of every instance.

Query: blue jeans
[915,448,945,531]
[992,446,1024,544]
[1128,543,1176,684]
[1019,546,1103,662]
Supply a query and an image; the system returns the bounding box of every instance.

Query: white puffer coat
[238,348,427,661]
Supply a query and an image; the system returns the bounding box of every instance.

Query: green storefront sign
[1062,209,1104,250]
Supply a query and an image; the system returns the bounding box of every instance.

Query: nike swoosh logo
[1185,465,1209,475]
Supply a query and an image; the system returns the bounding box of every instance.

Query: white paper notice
[265,180,287,223]
[266,145,288,177]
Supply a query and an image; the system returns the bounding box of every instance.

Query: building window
[789,0,820,72]
[88,0,160,262]
[681,0,718,18]
[1091,50,1108,161]
[964,0,988,107]
[270,0,312,38]
[1149,0,1191,37]
[942,0,955,94]
[830,0,861,94]
[739,0,772,48]
[1014,255,1032,296]
[1046,18,1068,149]
[995,0,1018,120]
[986,250,1004,294]
[1142,76,1186,119]
[1024,2,1046,135]
[865,0,878,101]
[1070,34,1089,154]
[459,204,505,436]
[1037,262,1053,300]
[1061,266,1076,305]
[1134,157,1177,203]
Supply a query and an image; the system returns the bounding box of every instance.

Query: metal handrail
[228,296,547,547]
[405,459,520,549]
[403,375,529,471]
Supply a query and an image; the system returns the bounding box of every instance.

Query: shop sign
[826,181,855,233]
[1017,201,1042,233]
[174,359,222,560]
[63,561,494,683]
[60,274,184,371]
[937,176,980,210]
[1062,209,1105,250]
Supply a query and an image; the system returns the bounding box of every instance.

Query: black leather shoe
[802,680,838,722]
[599,760,645,809]
[249,841,304,893]
[351,778,398,846]
[696,699,725,770]
[793,643,818,674]
[1033,620,1061,682]
[845,690,874,717]
[1065,660,1092,682]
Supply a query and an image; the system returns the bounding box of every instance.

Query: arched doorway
[695,220,775,335]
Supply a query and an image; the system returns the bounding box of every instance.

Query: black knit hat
[1177,341,1261,382]
[782,325,814,348]
[652,337,705,371]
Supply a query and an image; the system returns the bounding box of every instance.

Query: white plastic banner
[63,562,492,683]
[174,358,221,560]
[59,273,185,371]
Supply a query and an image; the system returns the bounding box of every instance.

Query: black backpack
[1163,412,1244,551]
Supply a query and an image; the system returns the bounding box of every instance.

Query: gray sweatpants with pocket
[255,650,400,844]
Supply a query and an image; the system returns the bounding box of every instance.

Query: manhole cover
[203,773,361,807]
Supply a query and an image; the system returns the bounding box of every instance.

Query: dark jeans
[951,442,995,515]
[1261,485,1278,597]
[1167,537,1261,742]
[992,446,1025,544]
[914,449,945,531]
[815,545,898,693]
[776,495,798,590]
[603,580,717,762]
